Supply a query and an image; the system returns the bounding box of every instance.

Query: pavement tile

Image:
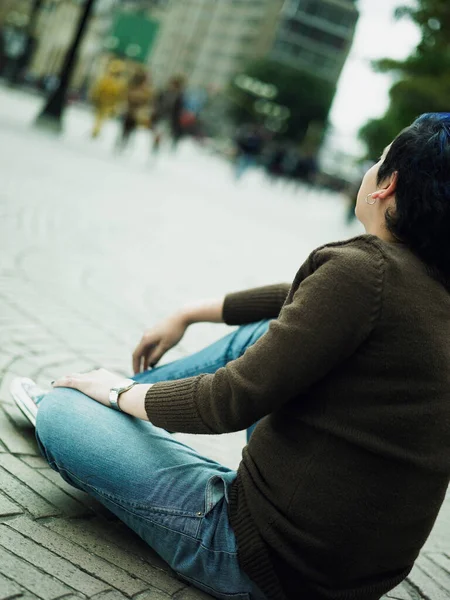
[7,356,51,378]
[131,591,173,600]
[0,374,16,405]
[0,491,23,517]
[46,518,186,596]
[0,404,38,454]
[89,592,129,600]
[426,552,450,575]
[19,455,49,469]
[0,372,22,404]
[0,454,88,517]
[38,468,116,519]
[406,559,449,600]
[2,401,37,432]
[383,586,417,600]
[0,342,29,362]
[7,516,149,596]
[0,524,109,597]
[172,589,214,600]
[0,572,24,599]
[0,465,58,518]
[412,554,450,595]
[0,545,72,600]
[0,351,15,373]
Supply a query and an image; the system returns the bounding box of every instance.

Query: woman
[11,113,450,600]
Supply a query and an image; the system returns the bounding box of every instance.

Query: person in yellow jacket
[90,60,127,138]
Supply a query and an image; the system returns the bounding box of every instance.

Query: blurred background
[2,0,446,196]
[0,0,448,287]
[1,0,449,465]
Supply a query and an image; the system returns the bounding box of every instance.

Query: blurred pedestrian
[234,124,264,179]
[90,60,126,138]
[293,149,318,186]
[116,68,153,152]
[151,75,186,152]
[265,144,287,182]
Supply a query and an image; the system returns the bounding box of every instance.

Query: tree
[359,0,450,160]
[228,59,336,143]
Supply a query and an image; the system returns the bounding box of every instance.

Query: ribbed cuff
[144,376,213,434]
[223,284,290,325]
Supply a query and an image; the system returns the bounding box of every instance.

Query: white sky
[329,0,421,151]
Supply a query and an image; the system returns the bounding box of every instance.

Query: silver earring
[366,193,377,205]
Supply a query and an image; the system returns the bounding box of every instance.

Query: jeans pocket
[204,473,234,514]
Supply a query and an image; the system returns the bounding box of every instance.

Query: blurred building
[0,0,168,90]
[148,0,284,90]
[272,0,359,85]
[28,1,106,89]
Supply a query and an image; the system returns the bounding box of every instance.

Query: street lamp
[35,0,97,132]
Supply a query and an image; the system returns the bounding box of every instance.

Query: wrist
[119,383,153,420]
[176,298,225,326]
[176,306,196,327]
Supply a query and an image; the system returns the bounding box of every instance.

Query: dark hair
[377,112,450,286]
[130,71,147,87]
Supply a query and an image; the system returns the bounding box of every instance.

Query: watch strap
[109,380,137,412]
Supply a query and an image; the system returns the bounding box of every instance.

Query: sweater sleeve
[145,240,386,433]
[222,284,291,325]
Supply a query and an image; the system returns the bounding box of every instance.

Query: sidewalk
[0,88,449,599]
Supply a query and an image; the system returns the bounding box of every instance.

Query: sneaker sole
[10,378,38,427]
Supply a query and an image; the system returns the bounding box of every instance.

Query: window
[294,0,357,31]
[286,18,347,51]
[274,38,338,72]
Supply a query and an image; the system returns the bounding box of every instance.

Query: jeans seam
[48,461,200,516]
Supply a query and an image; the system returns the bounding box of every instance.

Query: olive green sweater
[145,235,450,600]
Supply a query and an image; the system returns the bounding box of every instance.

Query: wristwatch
[109,379,137,412]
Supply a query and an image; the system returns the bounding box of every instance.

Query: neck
[364,223,397,243]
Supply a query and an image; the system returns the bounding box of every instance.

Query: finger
[147,343,165,368]
[143,349,152,372]
[52,373,82,389]
[133,337,156,374]
[132,354,140,375]
[132,340,145,374]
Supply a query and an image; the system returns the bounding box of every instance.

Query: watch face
[109,389,119,402]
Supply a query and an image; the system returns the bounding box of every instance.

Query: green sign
[105,13,160,63]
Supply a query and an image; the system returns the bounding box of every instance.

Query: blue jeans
[36,320,270,600]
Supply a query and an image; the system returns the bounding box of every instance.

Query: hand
[132,314,188,374]
[52,368,126,407]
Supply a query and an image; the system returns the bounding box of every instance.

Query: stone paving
[0,87,449,600]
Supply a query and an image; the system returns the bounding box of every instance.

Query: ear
[373,172,398,201]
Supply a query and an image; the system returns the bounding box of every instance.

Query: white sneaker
[10,377,49,427]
